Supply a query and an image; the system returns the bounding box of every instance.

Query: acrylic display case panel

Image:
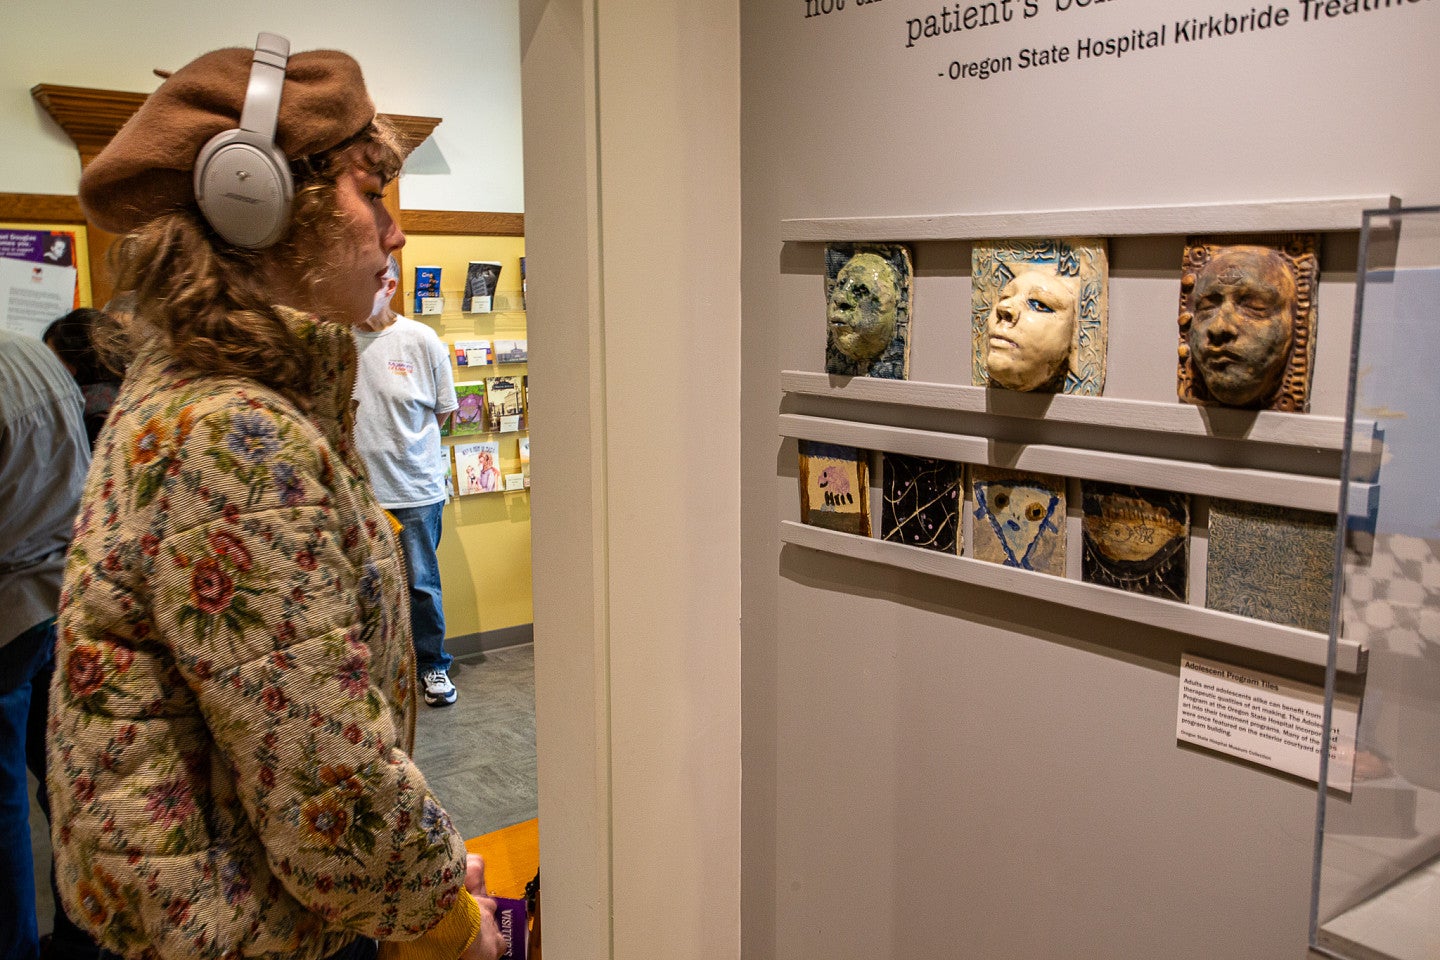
[1312,206,1440,960]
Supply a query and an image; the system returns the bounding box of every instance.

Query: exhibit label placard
[1177,653,1358,790]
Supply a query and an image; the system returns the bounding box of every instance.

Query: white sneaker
[422,668,457,706]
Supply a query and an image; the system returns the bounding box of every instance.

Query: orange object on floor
[464,818,538,900]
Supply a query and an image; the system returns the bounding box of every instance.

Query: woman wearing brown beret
[47,34,506,960]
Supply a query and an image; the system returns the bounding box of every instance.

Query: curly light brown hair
[97,118,404,408]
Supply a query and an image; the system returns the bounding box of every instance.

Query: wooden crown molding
[30,83,441,163]
[0,192,86,224]
[384,115,443,158]
[29,85,143,165]
[400,209,524,236]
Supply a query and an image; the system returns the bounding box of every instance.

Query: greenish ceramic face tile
[1207,498,1336,631]
[968,465,1065,576]
[824,243,913,380]
[882,454,961,554]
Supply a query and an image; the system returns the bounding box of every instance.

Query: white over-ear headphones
[193,32,293,249]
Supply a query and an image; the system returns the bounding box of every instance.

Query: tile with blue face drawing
[968,465,1066,576]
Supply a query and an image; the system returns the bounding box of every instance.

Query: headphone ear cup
[193,129,295,249]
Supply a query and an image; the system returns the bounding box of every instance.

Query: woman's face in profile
[986,266,1078,391]
[307,154,406,326]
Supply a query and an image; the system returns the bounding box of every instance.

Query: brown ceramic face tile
[1177,233,1319,412]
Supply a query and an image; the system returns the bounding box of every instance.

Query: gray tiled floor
[29,642,537,934]
[414,644,539,838]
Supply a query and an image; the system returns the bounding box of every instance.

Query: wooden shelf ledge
[781,521,1366,675]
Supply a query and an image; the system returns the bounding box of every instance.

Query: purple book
[492,897,528,960]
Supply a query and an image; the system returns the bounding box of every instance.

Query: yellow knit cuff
[377,891,484,960]
[384,510,405,538]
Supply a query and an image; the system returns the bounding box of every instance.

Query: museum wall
[0,0,523,212]
[740,2,1440,959]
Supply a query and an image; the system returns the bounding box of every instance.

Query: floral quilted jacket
[49,309,479,960]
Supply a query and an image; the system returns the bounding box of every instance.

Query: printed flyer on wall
[0,228,79,338]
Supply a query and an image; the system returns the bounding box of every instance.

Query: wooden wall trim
[0,194,525,238]
[0,193,86,224]
[400,209,524,236]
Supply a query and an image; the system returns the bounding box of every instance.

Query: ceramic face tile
[824,243,913,380]
[971,238,1108,395]
[1177,233,1319,412]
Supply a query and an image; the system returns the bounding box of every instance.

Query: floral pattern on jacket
[49,309,470,960]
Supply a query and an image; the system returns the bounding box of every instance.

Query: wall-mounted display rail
[780,521,1363,675]
[780,196,1394,678]
[780,195,1397,242]
[781,371,1375,455]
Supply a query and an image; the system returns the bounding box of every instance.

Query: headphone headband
[238,32,289,138]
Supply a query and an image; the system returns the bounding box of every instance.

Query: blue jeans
[0,620,56,960]
[389,502,451,675]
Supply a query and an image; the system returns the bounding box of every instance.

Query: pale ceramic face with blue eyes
[986,265,1079,391]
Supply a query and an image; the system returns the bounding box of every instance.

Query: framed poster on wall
[0,227,79,338]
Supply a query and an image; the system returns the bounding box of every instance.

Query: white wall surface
[0,0,522,211]
[759,0,1440,216]
[740,2,1440,959]
[522,0,742,958]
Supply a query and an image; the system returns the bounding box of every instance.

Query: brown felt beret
[80,46,375,234]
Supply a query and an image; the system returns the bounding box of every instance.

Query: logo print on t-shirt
[387,360,415,376]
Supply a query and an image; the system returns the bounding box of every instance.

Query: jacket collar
[127,306,361,464]
[277,306,360,461]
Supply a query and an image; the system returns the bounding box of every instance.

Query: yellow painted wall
[402,234,532,637]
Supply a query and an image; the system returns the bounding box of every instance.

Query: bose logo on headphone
[194,32,294,249]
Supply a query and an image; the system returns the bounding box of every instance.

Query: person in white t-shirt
[354,256,461,706]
